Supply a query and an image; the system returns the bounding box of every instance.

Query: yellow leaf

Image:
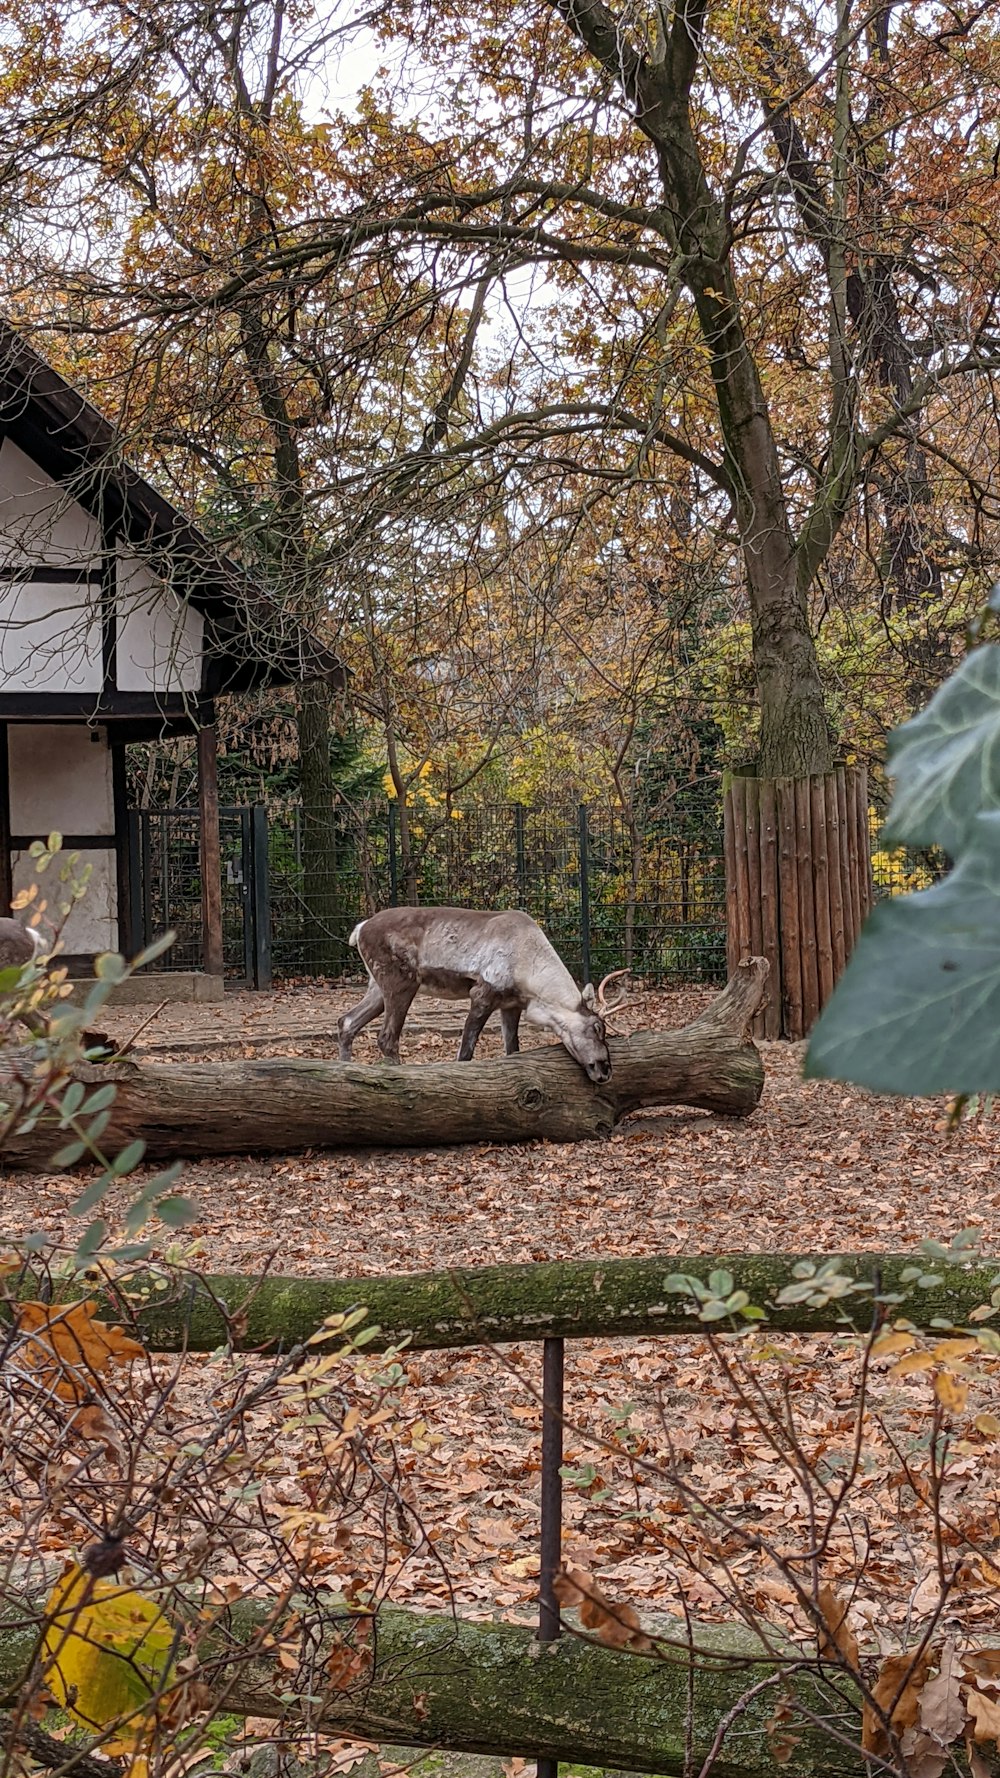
[872,1331,916,1358]
[931,1338,980,1361]
[974,1414,1000,1438]
[42,1566,175,1741]
[935,1372,969,1414]
[891,1352,937,1378]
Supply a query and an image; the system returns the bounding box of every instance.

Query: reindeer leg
[500,1006,522,1055]
[458,983,501,1061]
[337,980,385,1061]
[376,977,418,1064]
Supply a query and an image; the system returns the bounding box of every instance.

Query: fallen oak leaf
[863,1647,936,1756]
[966,1688,1000,1744]
[816,1584,859,1667]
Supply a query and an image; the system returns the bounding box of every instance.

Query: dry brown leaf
[552,1564,590,1609]
[918,1643,966,1746]
[862,1647,935,1755]
[326,1641,372,1692]
[16,1300,145,1404]
[966,1689,1000,1745]
[967,1739,995,1778]
[816,1584,859,1667]
[960,1651,1000,1684]
[898,1725,950,1778]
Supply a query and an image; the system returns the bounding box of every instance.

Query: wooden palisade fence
[5,1249,995,1778]
[724,767,874,1040]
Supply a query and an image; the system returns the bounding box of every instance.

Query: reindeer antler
[597,968,631,1011]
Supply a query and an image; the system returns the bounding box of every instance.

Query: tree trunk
[0,960,768,1169]
[13,1251,995,1357]
[0,1594,863,1778]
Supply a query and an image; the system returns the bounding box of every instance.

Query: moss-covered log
[10,1251,998,1353]
[1,1594,861,1778]
[0,960,768,1169]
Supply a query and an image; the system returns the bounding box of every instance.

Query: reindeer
[337,906,628,1081]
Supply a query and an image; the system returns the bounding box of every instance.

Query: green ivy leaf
[884,645,1000,852]
[806,811,1000,1095]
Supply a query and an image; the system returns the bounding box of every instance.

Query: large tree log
[0,1593,861,1778]
[11,1251,995,1355]
[0,959,768,1168]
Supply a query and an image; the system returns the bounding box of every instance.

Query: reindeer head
[560,970,630,1083]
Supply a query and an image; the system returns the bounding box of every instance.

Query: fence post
[250,804,272,990]
[126,810,143,955]
[388,802,399,906]
[578,803,592,986]
[515,804,527,909]
[240,808,254,987]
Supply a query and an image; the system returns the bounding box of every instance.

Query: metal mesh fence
[127,798,948,987]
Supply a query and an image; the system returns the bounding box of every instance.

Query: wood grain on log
[0,959,768,1169]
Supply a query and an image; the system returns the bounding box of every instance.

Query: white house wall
[0,577,103,692]
[11,846,117,952]
[7,722,117,951]
[116,551,204,694]
[7,722,114,834]
[0,437,101,565]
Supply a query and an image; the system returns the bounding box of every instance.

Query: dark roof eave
[0,322,345,694]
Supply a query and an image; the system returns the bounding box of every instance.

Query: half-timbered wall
[116,550,203,695]
[6,723,118,951]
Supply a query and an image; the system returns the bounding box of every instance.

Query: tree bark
[11,1251,996,1357]
[0,1594,862,1778]
[0,960,768,1169]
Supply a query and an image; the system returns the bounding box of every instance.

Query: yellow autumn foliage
[42,1564,176,1744]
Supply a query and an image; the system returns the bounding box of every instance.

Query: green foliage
[807,636,1000,1095]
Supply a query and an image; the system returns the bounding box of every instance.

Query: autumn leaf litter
[3,982,999,1655]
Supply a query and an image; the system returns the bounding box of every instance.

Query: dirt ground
[4,981,1000,1661]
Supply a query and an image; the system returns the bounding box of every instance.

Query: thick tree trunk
[0,960,767,1169]
[0,1594,861,1778]
[12,1251,995,1356]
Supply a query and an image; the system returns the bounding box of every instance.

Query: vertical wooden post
[757,777,781,1039]
[794,777,819,1032]
[824,771,846,981]
[0,724,12,917]
[837,766,858,952]
[776,778,803,1040]
[198,719,224,978]
[810,776,835,1010]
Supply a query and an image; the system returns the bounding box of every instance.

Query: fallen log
[0,1592,861,1778]
[0,958,768,1168]
[11,1251,995,1354]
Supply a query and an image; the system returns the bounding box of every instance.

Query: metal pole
[126,809,143,954]
[537,1335,565,1778]
[578,803,592,986]
[515,804,527,909]
[241,807,253,988]
[388,802,399,906]
[251,803,272,989]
